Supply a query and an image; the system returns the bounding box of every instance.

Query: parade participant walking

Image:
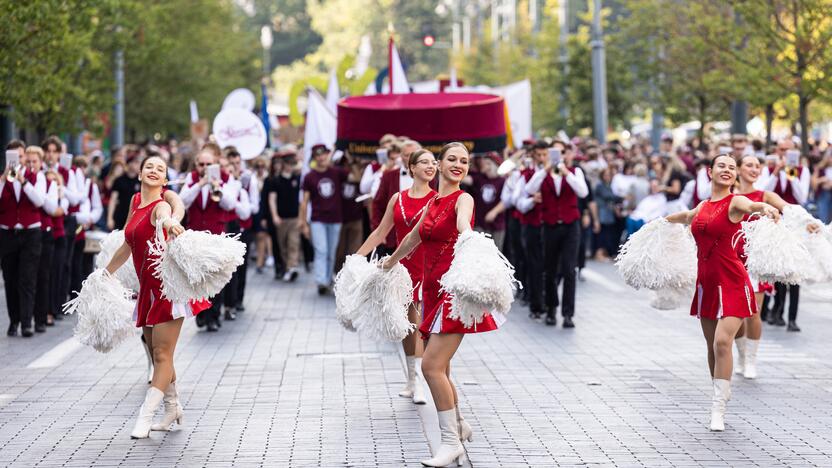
[299,144,346,295]
[523,141,589,327]
[2,141,47,337]
[356,148,437,405]
[383,143,500,467]
[515,141,547,318]
[762,139,810,331]
[468,152,507,249]
[370,140,421,255]
[227,148,259,311]
[68,154,103,300]
[267,150,302,281]
[665,154,779,432]
[107,154,141,230]
[103,154,207,438]
[335,154,366,272]
[179,146,239,331]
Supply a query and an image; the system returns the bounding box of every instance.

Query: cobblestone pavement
[1,261,831,467]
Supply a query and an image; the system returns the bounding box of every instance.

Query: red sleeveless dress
[393,189,437,302]
[733,190,773,294]
[125,196,209,327]
[418,190,499,338]
[690,194,757,320]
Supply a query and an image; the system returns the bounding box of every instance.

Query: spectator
[107,154,141,230]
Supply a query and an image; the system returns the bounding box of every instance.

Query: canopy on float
[336,93,506,156]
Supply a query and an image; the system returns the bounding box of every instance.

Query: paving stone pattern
[1,262,831,467]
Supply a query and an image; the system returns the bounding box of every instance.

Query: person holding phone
[179,144,239,331]
[523,140,588,328]
[1,140,47,337]
[811,148,832,223]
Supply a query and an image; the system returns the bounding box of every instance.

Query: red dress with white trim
[418,189,499,338]
[393,189,436,302]
[734,190,773,294]
[690,194,757,320]
[125,197,209,327]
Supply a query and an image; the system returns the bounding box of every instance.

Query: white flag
[302,88,337,170]
[389,43,409,94]
[325,70,340,115]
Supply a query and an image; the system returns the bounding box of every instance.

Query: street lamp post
[590,0,608,143]
[260,25,273,79]
[113,49,125,148]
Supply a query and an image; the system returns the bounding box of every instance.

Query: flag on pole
[448,67,459,90]
[302,87,337,170]
[388,36,409,94]
[325,70,340,115]
[260,82,271,149]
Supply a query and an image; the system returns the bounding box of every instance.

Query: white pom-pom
[94,230,140,292]
[616,218,697,290]
[648,285,692,310]
[439,230,520,328]
[350,260,415,342]
[62,269,136,353]
[741,216,811,285]
[781,205,832,283]
[150,230,246,302]
[333,254,377,331]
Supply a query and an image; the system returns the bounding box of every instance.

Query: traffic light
[422,34,435,47]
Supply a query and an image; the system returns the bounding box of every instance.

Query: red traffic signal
[422,35,435,47]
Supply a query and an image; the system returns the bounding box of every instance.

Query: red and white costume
[418,190,500,338]
[393,189,436,302]
[179,170,239,234]
[690,194,757,320]
[125,195,209,327]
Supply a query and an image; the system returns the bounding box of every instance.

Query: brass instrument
[6,165,21,183]
[787,166,800,179]
[210,182,222,202]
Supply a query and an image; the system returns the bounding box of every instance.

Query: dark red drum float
[336,93,507,156]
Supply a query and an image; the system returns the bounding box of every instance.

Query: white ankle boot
[151,382,184,431]
[130,387,165,439]
[744,339,759,379]
[421,409,465,467]
[141,336,154,384]
[709,379,731,432]
[456,407,473,442]
[733,337,746,376]
[399,356,417,398]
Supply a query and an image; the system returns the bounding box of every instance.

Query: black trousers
[236,229,253,305]
[69,239,93,299]
[522,224,544,312]
[577,224,589,270]
[62,217,77,301]
[543,221,581,317]
[51,235,68,317]
[1,228,42,329]
[506,215,526,291]
[34,231,55,326]
[222,222,241,309]
[772,283,800,322]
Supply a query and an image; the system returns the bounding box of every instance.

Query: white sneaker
[265,256,275,267]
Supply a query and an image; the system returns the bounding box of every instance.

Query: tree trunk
[697,94,707,146]
[798,93,810,155]
[765,103,774,149]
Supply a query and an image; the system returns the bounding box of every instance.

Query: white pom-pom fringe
[94,230,140,292]
[439,230,520,328]
[349,259,416,342]
[740,215,811,285]
[616,218,697,290]
[648,285,692,310]
[149,230,246,302]
[781,205,832,283]
[333,255,377,331]
[62,269,136,353]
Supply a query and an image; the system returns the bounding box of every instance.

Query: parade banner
[212,108,266,160]
[222,88,256,112]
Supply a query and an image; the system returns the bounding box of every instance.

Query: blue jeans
[816,190,832,224]
[626,217,646,238]
[310,221,341,287]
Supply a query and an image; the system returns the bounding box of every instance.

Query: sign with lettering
[212,108,267,160]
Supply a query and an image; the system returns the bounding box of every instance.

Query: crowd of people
[3,131,832,339]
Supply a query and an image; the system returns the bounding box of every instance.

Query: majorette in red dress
[690,194,757,320]
[125,196,209,327]
[733,190,773,294]
[418,189,500,338]
[393,189,436,302]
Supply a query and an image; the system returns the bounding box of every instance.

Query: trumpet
[210,182,223,202]
[6,164,22,183]
[787,166,800,179]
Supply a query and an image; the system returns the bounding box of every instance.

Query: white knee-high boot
[733,337,746,376]
[709,379,731,432]
[399,356,417,398]
[412,357,427,405]
[130,387,164,439]
[456,406,473,442]
[421,409,465,467]
[150,382,184,431]
[744,339,759,379]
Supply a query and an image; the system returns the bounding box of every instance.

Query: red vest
[40,179,54,232]
[772,167,802,205]
[238,181,253,230]
[0,171,42,229]
[68,167,83,215]
[519,169,542,227]
[186,170,229,234]
[540,168,580,225]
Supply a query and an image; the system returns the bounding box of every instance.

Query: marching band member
[356,148,438,405]
[761,139,810,331]
[179,145,239,331]
[468,152,507,249]
[665,154,779,432]
[370,140,421,255]
[515,142,547,319]
[226,148,259,312]
[68,155,103,300]
[1,141,47,337]
[383,142,500,467]
[523,140,588,328]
